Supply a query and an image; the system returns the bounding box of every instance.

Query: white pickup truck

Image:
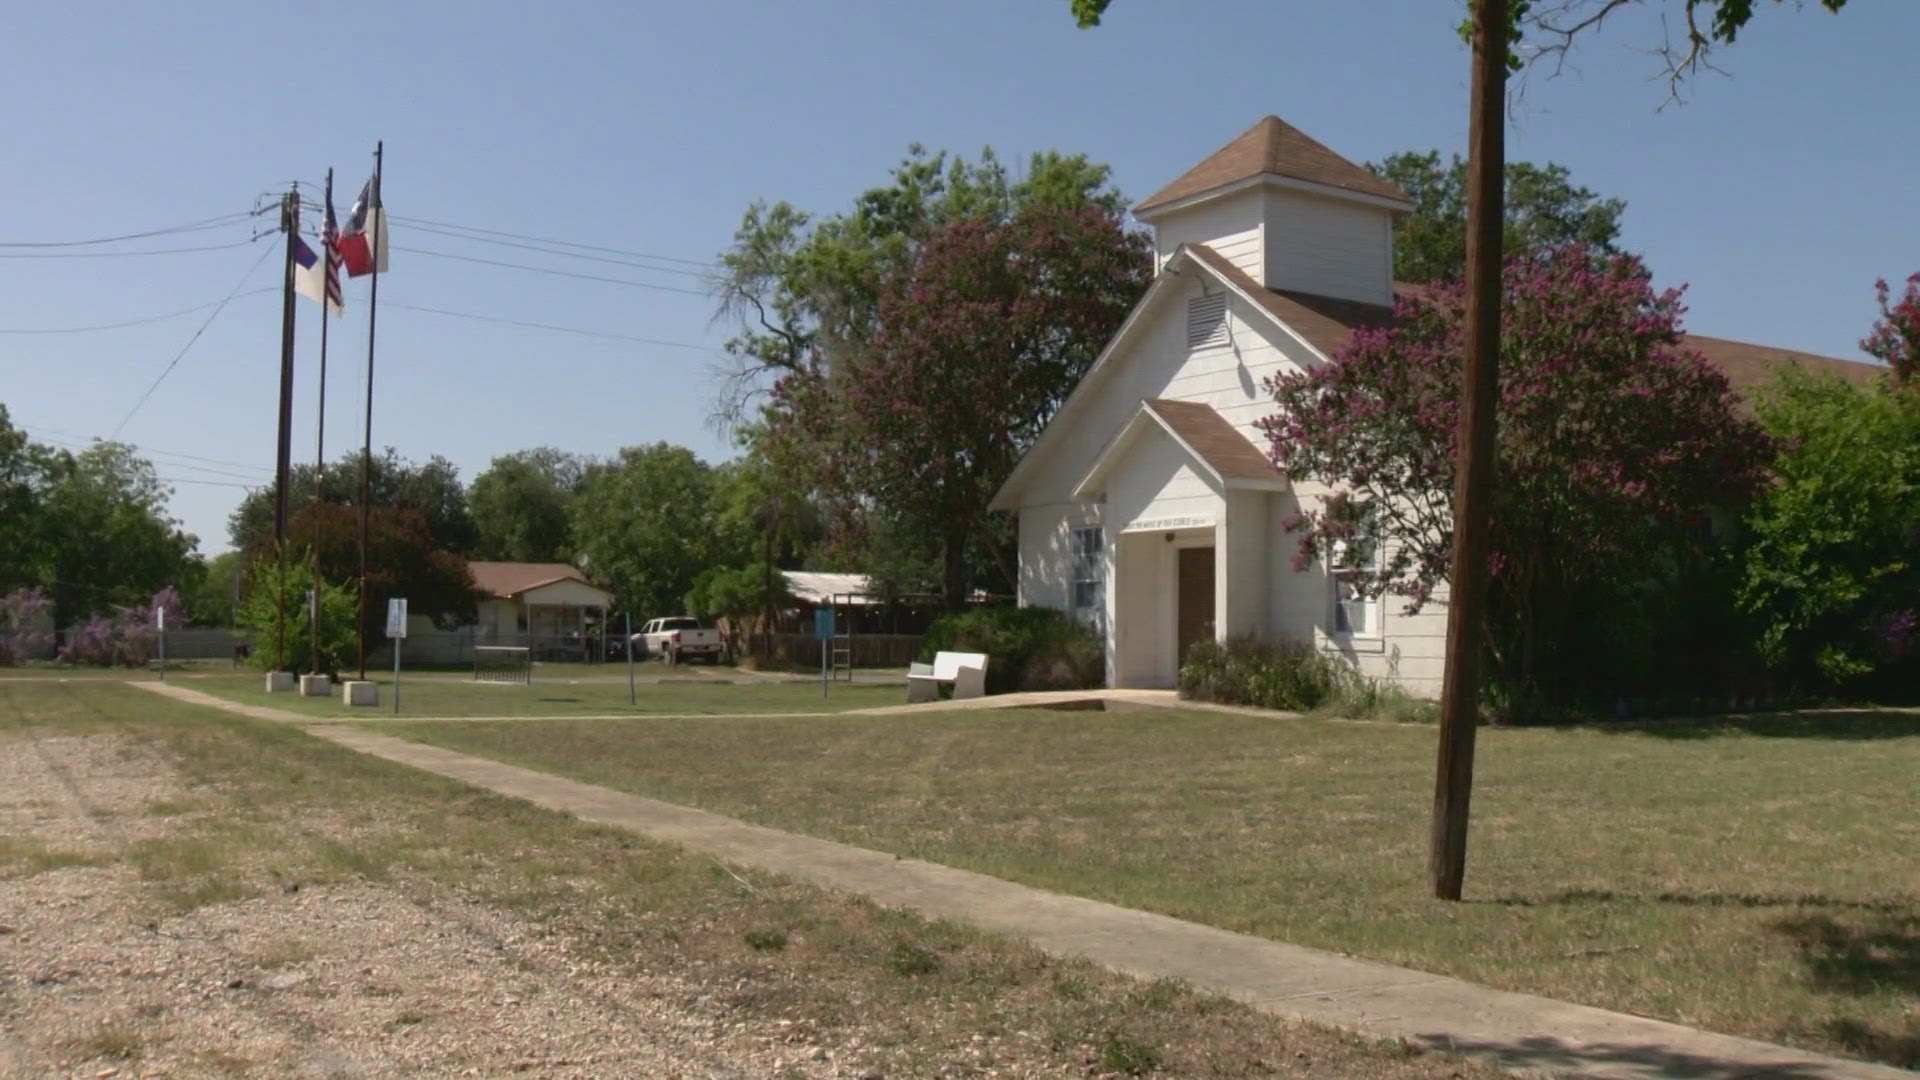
[633,616,726,664]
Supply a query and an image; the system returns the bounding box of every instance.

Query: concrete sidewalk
[132,681,1912,1080]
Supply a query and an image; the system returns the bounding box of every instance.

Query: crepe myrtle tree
[781,202,1150,613]
[1259,245,1775,708]
[1863,272,1920,388]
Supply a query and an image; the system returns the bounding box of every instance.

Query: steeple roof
[1134,115,1411,215]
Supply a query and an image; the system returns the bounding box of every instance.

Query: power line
[0,212,251,249]
[395,222,711,279]
[22,424,272,476]
[157,475,259,489]
[391,302,722,352]
[394,245,711,296]
[0,288,277,335]
[0,238,257,260]
[111,244,278,440]
[28,432,268,482]
[390,215,716,269]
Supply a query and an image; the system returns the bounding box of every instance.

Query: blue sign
[814,607,834,638]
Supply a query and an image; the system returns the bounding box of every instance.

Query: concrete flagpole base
[264,672,297,693]
[299,674,332,697]
[342,681,379,707]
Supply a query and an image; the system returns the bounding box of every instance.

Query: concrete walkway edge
[132,681,1913,1080]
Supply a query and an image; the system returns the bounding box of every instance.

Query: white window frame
[1069,526,1105,629]
[1330,533,1382,639]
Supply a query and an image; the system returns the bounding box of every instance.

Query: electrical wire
[393,245,711,296]
[0,238,256,260]
[110,244,278,440]
[0,288,277,335]
[22,424,272,476]
[395,222,711,279]
[0,212,251,249]
[156,475,259,489]
[390,302,721,352]
[389,215,716,268]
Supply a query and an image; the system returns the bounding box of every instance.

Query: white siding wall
[1112,532,1166,687]
[1151,192,1264,281]
[1263,189,1393,306]
[1220,490,1269,639]
[1010,251,1448,698]
[1105,427,1219,533]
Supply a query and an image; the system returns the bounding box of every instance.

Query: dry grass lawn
[0,680,1492,1078]
[368,705,1920,1068]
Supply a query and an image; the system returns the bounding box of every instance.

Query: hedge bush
[1179,635,1435,721]
[918,607,1102,693]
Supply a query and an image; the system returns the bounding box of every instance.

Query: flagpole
[311,168,333,678]
[357,141,383,681]
[274,185,300,676]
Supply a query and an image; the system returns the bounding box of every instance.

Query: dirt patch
[0,734,842,1078]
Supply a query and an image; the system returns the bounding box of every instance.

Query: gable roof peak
[1135,115,1410,216]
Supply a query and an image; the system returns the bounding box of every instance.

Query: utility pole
[273,186,300,672]
[357,141,384,680]
[1430,0,1507,901]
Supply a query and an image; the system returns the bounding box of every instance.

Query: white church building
[991,115,1872,695]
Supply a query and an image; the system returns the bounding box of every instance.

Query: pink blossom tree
[775,203,1150,611]
[1862,272,1920,387]
[1260,245,1775,709]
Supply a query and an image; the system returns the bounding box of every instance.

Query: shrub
[236,551,359,676]
[1180,635,1436,720]
[56,587,185,667]
[918,606,1102,693]
[0,587,53,665]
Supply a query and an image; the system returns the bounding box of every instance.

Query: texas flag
[291,235,343,315]
[336,174,388,277]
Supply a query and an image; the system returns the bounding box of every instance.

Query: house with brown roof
[463,561,616,661]
[991,115,1882,695]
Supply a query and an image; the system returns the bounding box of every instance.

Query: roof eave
[1135,172,1414,221]
[990,262,1196,510]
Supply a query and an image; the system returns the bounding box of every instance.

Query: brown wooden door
[1176,546,1216,667]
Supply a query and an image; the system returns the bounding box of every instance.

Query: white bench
[906,651,988,703]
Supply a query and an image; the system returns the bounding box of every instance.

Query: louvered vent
[1187,294,1227,349]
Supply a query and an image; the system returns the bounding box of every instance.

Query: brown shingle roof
[467,561,590,599]
[1143,399,1282,484]
[1686,334,1884,397]
[1135,116,1410,215]
[1182,243,1886,393]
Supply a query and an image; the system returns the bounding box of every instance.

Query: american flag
[320,189,344,312]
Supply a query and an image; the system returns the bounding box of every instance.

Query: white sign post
[386,598,408,714]
[155,605,167,681]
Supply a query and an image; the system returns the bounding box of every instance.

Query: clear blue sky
[4,1,1912,556]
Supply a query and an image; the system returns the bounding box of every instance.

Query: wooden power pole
[272,186,300,671]
[1430,0,1508,901]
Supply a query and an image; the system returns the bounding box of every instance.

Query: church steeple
[1137,117,1409,307]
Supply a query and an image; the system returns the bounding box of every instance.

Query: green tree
[0,406,61,593]
[789,203,1150,611]
[227,449,477,554]
[1740,369,1920,689]
[716,145,1141,605]
[237,549,358,675]
[285,501,483,647]
[40,440,201,632]
[469,447,586,562]
[570,443,719,617]
[708,430,823,656]
[684,564,796,660]
[185,550,248,627]
[1367,151,1626,284]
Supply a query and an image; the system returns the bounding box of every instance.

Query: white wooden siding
[1152,193,1263,281]
[1263,189,1393,306]
[1017,501,1094,611]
